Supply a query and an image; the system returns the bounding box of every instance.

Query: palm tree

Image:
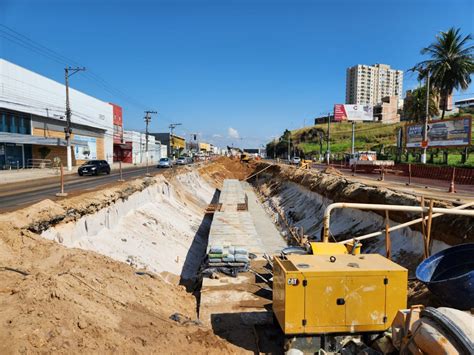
[404,86,439,121]
[413,27,474,118]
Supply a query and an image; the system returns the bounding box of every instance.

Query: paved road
[0,166,175,212]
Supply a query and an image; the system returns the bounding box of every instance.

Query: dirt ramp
[199,157,255,187]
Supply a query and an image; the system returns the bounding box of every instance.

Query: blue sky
[1,0,473,148]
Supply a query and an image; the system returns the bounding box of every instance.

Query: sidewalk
[0,161,152,184]
[310,163,474,204]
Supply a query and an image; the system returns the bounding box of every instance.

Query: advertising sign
[74,135,97,160]
[334,104,374,122]
[405,117,472,148]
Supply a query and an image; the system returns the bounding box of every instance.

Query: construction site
[0,157,473,354]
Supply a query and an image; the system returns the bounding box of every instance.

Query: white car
[291,157,301,165]
[157,157,172,168]
[176,157,187,165]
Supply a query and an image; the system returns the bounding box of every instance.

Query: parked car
[78,160,111,176]
[176,156,187,165]
[291,157,301,165]
[157,157,172,168]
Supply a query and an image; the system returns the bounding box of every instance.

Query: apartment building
[346,64,403,106]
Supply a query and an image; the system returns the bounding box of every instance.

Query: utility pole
[169,123,182,158]
[326,112,331,165]
[421,69,430,164]
[144,110,157,174]
[64,66,85,171]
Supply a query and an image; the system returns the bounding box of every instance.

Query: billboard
[74,135,97,160]
[334,104,374,122]
[405,117,472,148]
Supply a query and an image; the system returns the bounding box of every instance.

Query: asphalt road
[0,165,175,212]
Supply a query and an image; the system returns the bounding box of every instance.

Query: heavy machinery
[271,202,474,352]
[240,152,252,162]
[273,242,407,352]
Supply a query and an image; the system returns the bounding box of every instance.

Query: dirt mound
[199,157,254,187]
[321,166,343,176]
[0,176,241,353]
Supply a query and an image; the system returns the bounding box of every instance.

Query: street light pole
[64,66,85,171]
[421,69,430,164]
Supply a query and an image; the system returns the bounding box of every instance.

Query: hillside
[291,121,403,156]
[267,119,474,167]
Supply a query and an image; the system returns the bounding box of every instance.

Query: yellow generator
[273,245,407,351]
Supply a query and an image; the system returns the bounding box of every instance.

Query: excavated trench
[39,161,471,296]
[20,159,472,352]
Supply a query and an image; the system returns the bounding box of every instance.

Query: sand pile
[0,167,241,353]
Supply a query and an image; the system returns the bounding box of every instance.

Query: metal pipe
[323,202,474,243]
[337,201,474,244]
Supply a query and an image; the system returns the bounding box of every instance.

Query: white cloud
[227,127,240,139]
[212,134,222,138]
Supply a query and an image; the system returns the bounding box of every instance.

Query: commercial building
[0,58,114,169]
[346,64,403,106]
[373,96,401,123]
[198,142,211,153]
[123,130,166,165]
[111,103,131,162]
[150,133,186,157]
[455,97,474,109]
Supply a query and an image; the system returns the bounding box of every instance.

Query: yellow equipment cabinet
[273,253,407,335]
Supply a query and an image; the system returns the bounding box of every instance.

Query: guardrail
[27,159,52,169]
[322,202,474,259]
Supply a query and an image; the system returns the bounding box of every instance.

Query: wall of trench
[255,175,451,272]
[41,171,216,281]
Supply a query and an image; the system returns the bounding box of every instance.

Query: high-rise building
[346,64,403,106]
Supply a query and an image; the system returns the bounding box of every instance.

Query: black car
[78,160,111,176]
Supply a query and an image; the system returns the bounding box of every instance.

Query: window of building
[0,111,31,135]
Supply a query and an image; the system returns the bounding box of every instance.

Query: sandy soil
[0,163,244,354]
[198,157,254,188]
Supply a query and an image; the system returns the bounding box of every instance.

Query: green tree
[413,27,474,119]
[403,86,439,121]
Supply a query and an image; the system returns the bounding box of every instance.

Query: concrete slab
[219,179,247,210]
[242,181,287,255]
[200,179,288,336]
[208,211,264,254]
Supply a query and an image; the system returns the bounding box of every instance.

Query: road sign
[421,140,428,148]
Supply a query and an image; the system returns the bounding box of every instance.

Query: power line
[0,24,149,111]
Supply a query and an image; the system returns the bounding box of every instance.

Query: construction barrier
[393,164,474,185]
[318,160,474,185]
